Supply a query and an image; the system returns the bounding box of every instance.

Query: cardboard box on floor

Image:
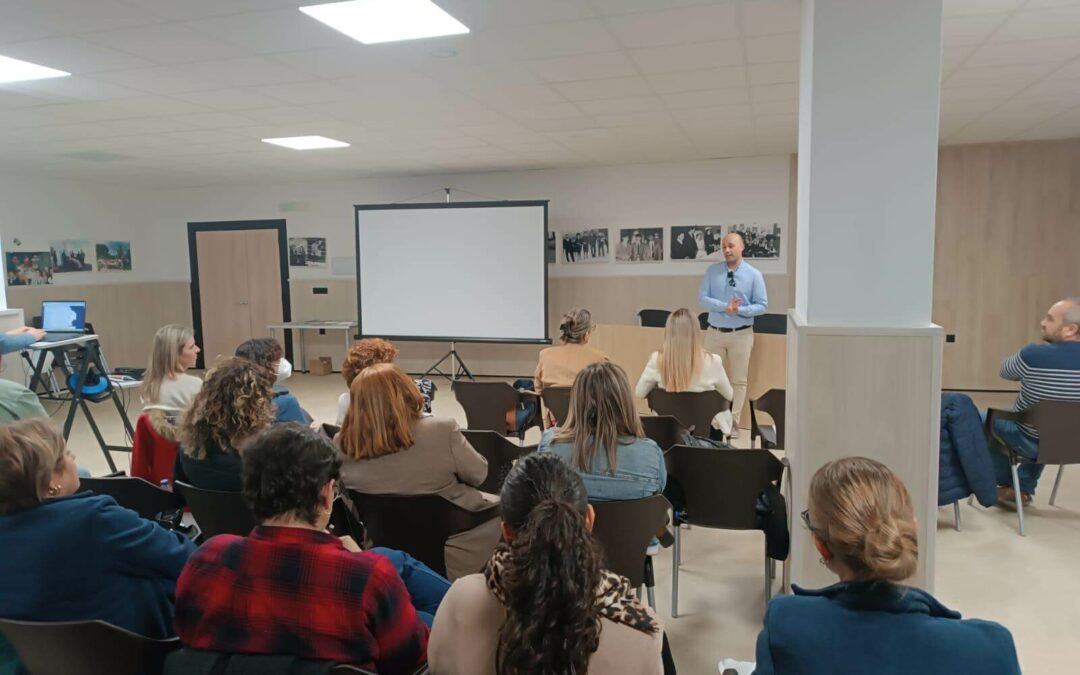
[308,357,333,375]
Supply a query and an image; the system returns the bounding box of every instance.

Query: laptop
[41,300,88,342]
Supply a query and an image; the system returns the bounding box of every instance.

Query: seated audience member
[0,357,47,423]
[142,324,202,413]
[0,418,195,672]
[0,326,45,355]
[234,337,308,424]
[752,457,1020,675]
[337,363,499,580]
[635,307,734,437]
[985,298,1080,504]
[540,361,666,501]
[336,338,436,425]
[534,308,607,394]
[175,424,431,672]
[428,453,663,675]
[174,357,274,492]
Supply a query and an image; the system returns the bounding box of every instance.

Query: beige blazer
[534,342,608,392]
[428,573,664,675]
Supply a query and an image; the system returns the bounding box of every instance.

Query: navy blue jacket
[0,492,195,637]
[753,582,1020,675]
[174,441,243,492]
[940,393,997,507]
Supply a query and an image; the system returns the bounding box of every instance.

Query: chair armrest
[518,391,540,401]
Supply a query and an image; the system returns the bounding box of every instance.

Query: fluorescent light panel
[299,0,469,45]
[262,135,350,150]
[0,54,70,84]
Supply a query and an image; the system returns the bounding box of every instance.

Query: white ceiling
[0,0,1078,187]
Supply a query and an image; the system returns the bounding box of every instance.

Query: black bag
[755,483,789,561]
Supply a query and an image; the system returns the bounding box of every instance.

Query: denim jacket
[538,428,666,501]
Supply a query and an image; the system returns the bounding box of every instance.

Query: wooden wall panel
[933,140,1080,390]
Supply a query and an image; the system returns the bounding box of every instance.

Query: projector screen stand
[424,342,475,382]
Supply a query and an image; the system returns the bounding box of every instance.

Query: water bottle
[159,478,172,492]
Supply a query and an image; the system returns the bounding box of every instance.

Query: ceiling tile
[521,117,601,132]
[664,88,751,109]
[82,24,249,65]
[466,84,567,107]
[942,0,1025,18]
[748,61,798,85]
[553,76,653,101]
[3,76,141,102]
[965,38,1080,67]
[466,20,621,62]
[250,80,367,105]
[745,34,800,64]
[751,97,798,115]
[943,13,1010,46]
[993,7,1080,41]
[590,0,722,16]
[593,110,677,127]
[575,96,666,115]
[631,41,744,74]
[605,4,740,48]
[1,0,162,34]
[529,52,638,82]
[945,62,1061,87]
[751,82,798,101]
[176,57,312,87]
[0,37,153,73]
[740,0,801,36]
[92,67,219,94]
[181,9,355,54]
[169,88,287,111]
[646,67,747,93]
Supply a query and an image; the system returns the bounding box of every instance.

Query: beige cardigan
[533,342,608,392]
[428,573,664,675]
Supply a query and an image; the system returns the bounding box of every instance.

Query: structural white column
[788,0,945,591]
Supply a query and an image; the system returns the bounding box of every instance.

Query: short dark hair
[240,424,342,524]
[235,338,284,370]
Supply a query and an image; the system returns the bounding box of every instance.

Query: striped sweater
[1001,341,1080,438]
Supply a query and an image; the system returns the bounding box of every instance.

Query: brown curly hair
[179,356,274,460]
[342,338,399,386]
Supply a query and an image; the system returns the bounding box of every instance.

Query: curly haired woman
[173,357,275,492]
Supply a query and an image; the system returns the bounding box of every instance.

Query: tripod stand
[424,342,474,382]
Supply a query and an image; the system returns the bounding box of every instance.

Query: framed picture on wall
[615,228,664,263]
[726,223,782,260]
[6,251,54,286]
[546,231,556,264]
[289,237,328,267]
[671,225,725,261]
[49,240,94,273]
[95,241,132,271]
[561,228,609,263]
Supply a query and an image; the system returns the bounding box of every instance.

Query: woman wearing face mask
[234,337,309,424]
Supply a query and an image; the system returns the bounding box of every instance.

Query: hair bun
[860,517,918,582]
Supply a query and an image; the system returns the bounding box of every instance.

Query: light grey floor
[60,378,1071,674]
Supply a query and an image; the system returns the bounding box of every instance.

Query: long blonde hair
[143,324,194,405]
[658,308,703,392]
[553,361,643,473]
[808,457,919,583]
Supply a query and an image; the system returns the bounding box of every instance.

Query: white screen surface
[357,203,548,342]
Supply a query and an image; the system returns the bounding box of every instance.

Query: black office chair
[461,429,534,494]
[0,618,179,675]
[640,415,690,453]
[637,309,671,328]
[665,445,785,616]
[348,490,500,578]
[173,481,255,539]
[77,476,183,520]
[589,495,671,609]
[697,312,709,330]
[164,649,429,675]
[646,389,730,437]
[452,381,541,442]
[750,389,786,450]
[541,386,572,426]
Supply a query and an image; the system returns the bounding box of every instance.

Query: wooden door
[196,230,252,367]
[244,229,284,340]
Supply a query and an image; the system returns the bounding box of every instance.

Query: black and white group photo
[670,225,725,261]
[289,237,328,267]
[615,228,664,263]
[546,231,556,263]
[728,223,782,259]
[562,228,609,263]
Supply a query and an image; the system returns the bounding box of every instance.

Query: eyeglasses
[727,270,735,287]
[800,509,817,533]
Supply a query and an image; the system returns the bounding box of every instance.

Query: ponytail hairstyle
[496,453,604,675]
[808,457,919,583]
[558,308,593,344]
[658,308,704,392]
[143,324,194,405]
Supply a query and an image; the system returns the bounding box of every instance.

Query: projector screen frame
[354,200,552,345]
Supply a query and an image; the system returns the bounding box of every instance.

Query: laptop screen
[42,301,87,331]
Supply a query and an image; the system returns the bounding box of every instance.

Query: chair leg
[671,526,681,618]
[644,556,657,610]
[953,501,961,532]
[1051,465,1065,506]
[1011,463,1026,536]
[967,495,975,507]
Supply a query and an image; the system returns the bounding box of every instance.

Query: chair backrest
[0,618,179,675]
[541,387,572,426]
[639,415,689,453]
[589,495,671,587]
[665,445,783,530]
[1028,401,1080,465]
[750,389,786,449]
[461,430,529,494]
[77,476,183,520]
[637,309,670,328]
[452,381,518,434]
[131,413,180,485]
[347,490,500,577]
[173,481,256,539]
[697,312,709,330]
[646,389,730,435]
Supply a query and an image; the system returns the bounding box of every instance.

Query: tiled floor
[61,377,1073,674]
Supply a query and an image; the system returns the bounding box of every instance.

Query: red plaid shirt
[175,526,428,673]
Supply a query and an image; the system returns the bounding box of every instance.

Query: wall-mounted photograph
[50,240,94,273]
[547,231,556,264]
[96,240,132,271]
[726,223,782,259]
[671,225,725,261]
[289,237,327,267]
[6,252,54,286]
[562,228,609,263]
[616,228,664,263]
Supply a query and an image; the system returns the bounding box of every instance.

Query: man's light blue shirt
[698,260,768,329]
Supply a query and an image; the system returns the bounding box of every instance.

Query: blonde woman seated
[141,324,202,414]
[750,457,1020,674]
[336,363,499,580]
[635,307,734,437]
[428,453,663,675]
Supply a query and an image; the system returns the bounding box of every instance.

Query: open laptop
[41,300,88,342]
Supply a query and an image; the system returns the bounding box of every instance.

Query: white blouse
[635,351,734,434]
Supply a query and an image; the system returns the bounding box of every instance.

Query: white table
[267,320,358,372]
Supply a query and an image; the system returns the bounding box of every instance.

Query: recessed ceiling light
[299,0,469,45]
[262,136,350,150]
[0,54,70,84]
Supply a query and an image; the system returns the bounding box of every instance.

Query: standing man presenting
[698,232,768,437]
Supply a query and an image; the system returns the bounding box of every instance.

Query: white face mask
[276,358,292,383]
